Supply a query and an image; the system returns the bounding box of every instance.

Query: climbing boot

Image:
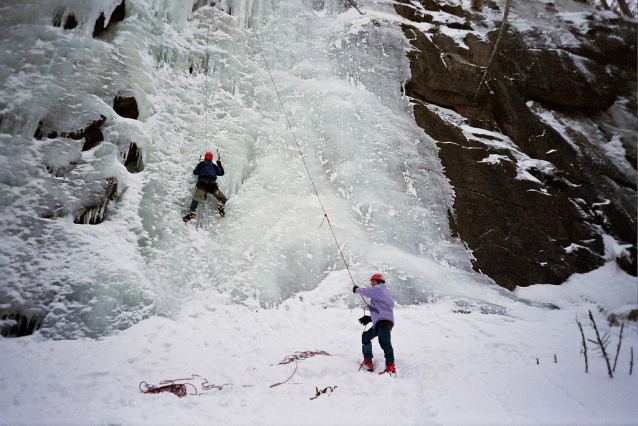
[183,212,196,222]
[217,203,225,217]
[360,359,373,372]
[380,362,396,375]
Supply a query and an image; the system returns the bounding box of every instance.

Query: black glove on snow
[352,285,359,293]
[358,315,371,325]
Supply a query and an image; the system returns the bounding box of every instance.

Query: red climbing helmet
[204,152,214,160]
[371,273,385,283]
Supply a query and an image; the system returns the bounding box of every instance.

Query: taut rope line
[238,0,360,290]
[204,6,211,152]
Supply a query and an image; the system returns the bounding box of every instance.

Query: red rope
[140,351,331,395]
[270,350,331,388]
[139,374,240,398]
[140,350,332,396]
[139,381,193,398]
[274,350,331,365]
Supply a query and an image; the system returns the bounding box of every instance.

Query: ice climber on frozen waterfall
[183,150,228,222]
[353,274,396,375]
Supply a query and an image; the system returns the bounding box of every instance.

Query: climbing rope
[238,0,360,292]
[204,5,211,152]
[140,352,331,396]
[139,379,194,398]
[140,374,243,398]
[274,350,331,366]
[270,350,331,388]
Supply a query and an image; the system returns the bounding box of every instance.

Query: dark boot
[183,201,198,222]
[182,212,196,222]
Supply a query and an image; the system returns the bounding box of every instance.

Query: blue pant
[362,320,394,364]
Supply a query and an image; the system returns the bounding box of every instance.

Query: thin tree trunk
[598,0,611,11]
[612,322,624,373]
[589,310,613,378]
[616,0,632,16]
[475,0,512,98]
[577,319,588,373]
[486,0,511,71]
[345,0,364,15]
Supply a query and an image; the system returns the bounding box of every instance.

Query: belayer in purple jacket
[183,150,228,222]
[353,273,396,375]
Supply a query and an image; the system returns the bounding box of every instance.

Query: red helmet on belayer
[204,152,214,160]
[371,273,385,283]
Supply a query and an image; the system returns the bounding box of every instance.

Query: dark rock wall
[396,0,637,289]
[34,100,143,225]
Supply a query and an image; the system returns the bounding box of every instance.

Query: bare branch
[577,318,588,373]
[616,0,633,16]
[598,0,612,10]
[344,0,364,15]
[589,310,613,378]
[612,322,624,373]
[475,0,512,99]
[471,0,485,11]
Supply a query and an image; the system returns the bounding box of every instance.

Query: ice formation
[0,0,501,338]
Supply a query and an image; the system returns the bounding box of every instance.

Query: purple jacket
[355,283,394,327]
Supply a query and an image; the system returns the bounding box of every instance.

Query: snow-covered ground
[1,258,636,425]
[0,0,636,424]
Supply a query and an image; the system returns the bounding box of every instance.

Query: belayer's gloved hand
[358,315,371,325]
[352,285,359,293]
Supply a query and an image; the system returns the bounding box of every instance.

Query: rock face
[74,177,118,225]
[395,0,637,289]
[113,95,139,120]
[34,107,143,224]
[34,115,106,151]
[93,0,126,38]
[0,312,44,338]
[53,0,126,37]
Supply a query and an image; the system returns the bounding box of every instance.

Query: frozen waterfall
[0,0,498,339]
